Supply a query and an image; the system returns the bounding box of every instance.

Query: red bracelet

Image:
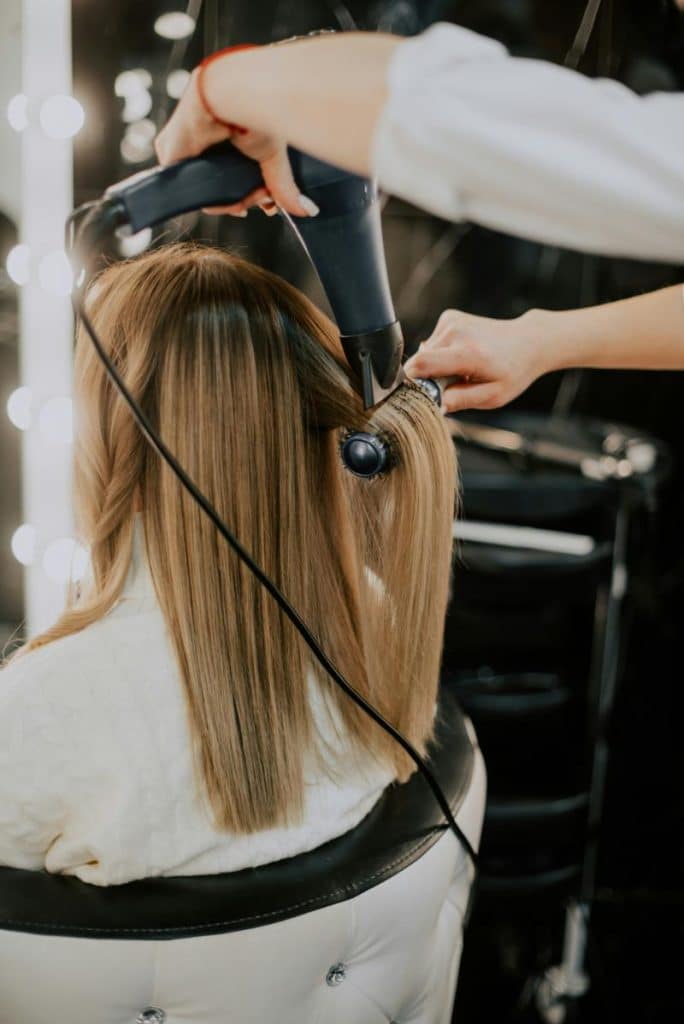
[196,44,256,135]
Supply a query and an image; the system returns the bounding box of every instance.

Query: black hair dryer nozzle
[338,323,404,410]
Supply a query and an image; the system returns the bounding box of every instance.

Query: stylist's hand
[405,309,549,413]
[154,65,316,219]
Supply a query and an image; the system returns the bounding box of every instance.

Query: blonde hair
[22,242,457,833]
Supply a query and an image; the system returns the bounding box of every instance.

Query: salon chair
[0,693,484,1024]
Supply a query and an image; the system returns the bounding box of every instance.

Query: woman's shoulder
[1,627,98,709]
[1,609,147,702]
[1,603,175,722]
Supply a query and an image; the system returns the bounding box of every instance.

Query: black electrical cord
[67,209,479,871]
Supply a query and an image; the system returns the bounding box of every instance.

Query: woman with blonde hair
[0,241,477,884]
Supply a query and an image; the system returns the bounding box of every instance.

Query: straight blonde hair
[22,242,457,833]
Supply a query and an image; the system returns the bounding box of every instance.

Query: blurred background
[1,1,682,1021]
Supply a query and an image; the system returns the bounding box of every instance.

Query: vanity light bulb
[154,12,196,40]
[6,387,33,430]
[7,94,29,132]
[42,538,89,584]
[39,95,85,140]
[11,525,37,567]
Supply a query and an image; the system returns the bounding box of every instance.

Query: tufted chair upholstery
[0,695,485,1024]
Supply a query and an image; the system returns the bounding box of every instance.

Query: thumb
[406,346,476,380]
[441,382,502,414]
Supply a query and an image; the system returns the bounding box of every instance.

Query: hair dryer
[76,141,410,409]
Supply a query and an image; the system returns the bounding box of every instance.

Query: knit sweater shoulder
[0,541,393,887]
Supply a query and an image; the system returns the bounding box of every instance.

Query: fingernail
[237,210,248,218]
[298,194,320,217]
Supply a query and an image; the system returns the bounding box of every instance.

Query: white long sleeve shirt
[373,22,684,262]
[0,534,394,886]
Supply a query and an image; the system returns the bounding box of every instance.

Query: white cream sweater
[0,538,394,886]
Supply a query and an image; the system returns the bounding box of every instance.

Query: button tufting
[136,1010,166,1024]
[326,963,347,986]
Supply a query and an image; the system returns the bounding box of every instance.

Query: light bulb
[122,90,153,124]
[7,94,29,132]
[42,537,90,584]
[6,244,31,286]
[120,119,156,163]
[38,396,73,445]
[6,387,33,430]
[154,12,196,40]
[166,69,190,99]
[11,524,37,567]
[39,95,85,140]
[114,68,153,98]
[38,250,73,296]
[128,118,156,143]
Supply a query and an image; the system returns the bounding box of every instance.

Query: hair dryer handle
[105,142,263,231]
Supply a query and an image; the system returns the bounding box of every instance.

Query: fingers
[404,312,508,412]
[202,204,249,217]
[203,202,278,218]
[441,382,504,413]
[405,354,501,411]
[203,140,317,218]
[155,116,228,166]
[435,308,465,332]
[154,74,319,220]
[260,147,319,219]
[202,187,271,217]
[202,202,277,217]
[155,67,234,167]
[406,336,511,412]
[405,346,477,380]
[426,308,467,345]
[155,77,230,167]
[254,195,279,216]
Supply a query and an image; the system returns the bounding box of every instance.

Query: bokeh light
[122,90,153,123]
[11,524,37,567]
[114,68,153,98]
[166,69,190,99]
[6,387,33,430]
[42,537,90,584]
[6,244,31,286]
[154,12,196,40]
[7,94,29,132]
[39,94,85,139]
[120,118,156,163]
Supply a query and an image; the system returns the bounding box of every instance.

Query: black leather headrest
[0,692,473,940]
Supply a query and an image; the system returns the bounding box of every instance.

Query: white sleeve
[373,22,684,263]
